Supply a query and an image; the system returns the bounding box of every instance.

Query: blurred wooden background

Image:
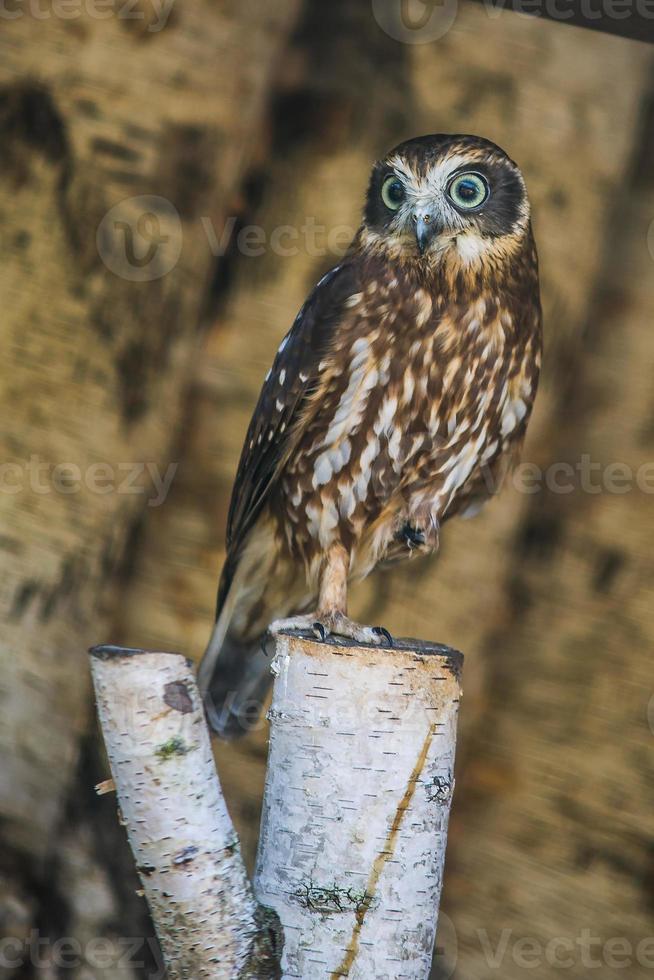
[0,1,653,977]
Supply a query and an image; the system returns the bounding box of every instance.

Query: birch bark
[254,632,462,980]
[90,645,280,980]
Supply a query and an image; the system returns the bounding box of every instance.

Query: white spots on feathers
[311,497,339,549]
[353,436,379,504]
[456,232,491,264]
[290,486,303,508]
[414,289,433,327]
[372,392,403,470]
[473,297,486,319]
[481,340,495,363]
[441,431,487,498]
[313,456,332,488]
[338,480,357,520]
[378,351,391,386]
[305,502,321,541]
[320,340,378,449]
[278,334,289,354]
[388,426,403,470]
[402,370,415,405]
[279,369,286,385]
[312,440,352,489]
[501,397,528,437]
[482,439,498,462]
[474,388,494,429]
[443,357,461,391]
[374,396,398,437]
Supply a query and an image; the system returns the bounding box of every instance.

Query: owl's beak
[412,211,438,254]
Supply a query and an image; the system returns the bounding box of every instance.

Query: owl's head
[362,134,531,267]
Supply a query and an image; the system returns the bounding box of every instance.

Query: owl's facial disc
[382,166,496,255]
[381,170,493,253]
[363,136,529,265]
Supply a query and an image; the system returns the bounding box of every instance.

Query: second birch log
[254,631,463,980]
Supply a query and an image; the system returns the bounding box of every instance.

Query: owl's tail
[198,516,304,739]
[199,627,272,739]
[197,559,273,739]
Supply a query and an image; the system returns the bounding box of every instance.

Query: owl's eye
[448,172,489,210]
[381,176,406,211]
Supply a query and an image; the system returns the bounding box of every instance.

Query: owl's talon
[312,622,328,642]
[400,522,426,550]
[372,626,394,646]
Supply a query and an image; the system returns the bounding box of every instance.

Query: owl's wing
[219,261,359,601]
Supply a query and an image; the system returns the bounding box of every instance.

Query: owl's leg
[269,543,391,645]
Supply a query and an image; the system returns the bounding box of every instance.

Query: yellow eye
[381,175,406,211]
[448,172,489,210]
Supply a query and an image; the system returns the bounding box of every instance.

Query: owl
[199,134,542,737]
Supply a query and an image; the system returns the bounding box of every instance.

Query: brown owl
[199,134,542,737]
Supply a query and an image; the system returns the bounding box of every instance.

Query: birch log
[254,631,463,980]
[89,645,281,980]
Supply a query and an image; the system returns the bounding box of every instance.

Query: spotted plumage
[200,134,542,737]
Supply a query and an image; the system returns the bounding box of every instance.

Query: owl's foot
[316,612,393,647]
[268,612,392,647]
[396,511,440,554]
[399,522,426,550]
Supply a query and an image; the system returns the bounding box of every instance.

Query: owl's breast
[274,274,540,570]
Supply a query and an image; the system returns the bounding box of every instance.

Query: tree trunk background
[1,0,653,977]
[0,1,300,974]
